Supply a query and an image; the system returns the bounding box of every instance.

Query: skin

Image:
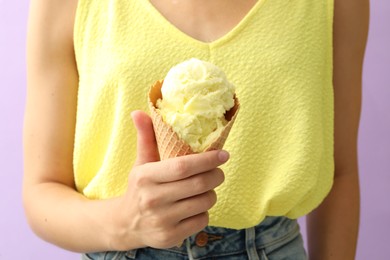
[23,0,369,258]
[307,0,369,259]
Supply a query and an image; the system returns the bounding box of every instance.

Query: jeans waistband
[131,216,300,259]
[84,216,302,260]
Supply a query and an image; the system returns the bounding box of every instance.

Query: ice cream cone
[148,80,240,160]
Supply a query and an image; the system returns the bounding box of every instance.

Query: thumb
[131,110,160,165]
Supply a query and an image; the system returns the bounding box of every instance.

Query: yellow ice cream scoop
[156,58,236,152]
[148,58,239,159]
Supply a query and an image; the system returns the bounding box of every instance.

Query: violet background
[0,0,389,259]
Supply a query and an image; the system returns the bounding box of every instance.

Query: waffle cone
[148,80,240,160]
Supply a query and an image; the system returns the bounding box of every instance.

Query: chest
[148,0,258,42]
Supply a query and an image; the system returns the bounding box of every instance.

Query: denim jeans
[82,216,307,260]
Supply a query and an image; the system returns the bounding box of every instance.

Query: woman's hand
[110,111,228,250]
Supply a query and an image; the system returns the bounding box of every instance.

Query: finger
[148,150,229,183]
[161,168,224,202]
[175,212,209,240]
[131,110,160,165]
[172,191,217,221]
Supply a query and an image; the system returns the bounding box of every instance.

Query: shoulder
[27,0,79,52]
[333,0,369,58]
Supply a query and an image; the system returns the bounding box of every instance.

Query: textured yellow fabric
[73,0,334,229]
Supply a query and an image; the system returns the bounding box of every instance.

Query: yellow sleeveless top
[74,0,334,229]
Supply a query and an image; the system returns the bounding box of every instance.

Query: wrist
[104,196,145,251]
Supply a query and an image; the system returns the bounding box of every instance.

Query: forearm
[23,182,142,253]
[307,170,360,260]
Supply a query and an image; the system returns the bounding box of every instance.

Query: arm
[23,0,124,252]
[24,0,227,253]
[306,0,369,259]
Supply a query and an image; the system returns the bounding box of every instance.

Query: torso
[148,0,258,42]
[73,0,336,228]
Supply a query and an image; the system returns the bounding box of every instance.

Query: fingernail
[218,150,230,162]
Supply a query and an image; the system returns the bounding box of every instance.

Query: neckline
[139,0,268,48]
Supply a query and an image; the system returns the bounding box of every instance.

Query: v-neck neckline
[139,0,268,48]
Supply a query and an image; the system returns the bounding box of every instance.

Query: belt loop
[245,227,260,260]
[186,237,195,260]
[124,249,137,259]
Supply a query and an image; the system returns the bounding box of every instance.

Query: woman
[23,0,369,259]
